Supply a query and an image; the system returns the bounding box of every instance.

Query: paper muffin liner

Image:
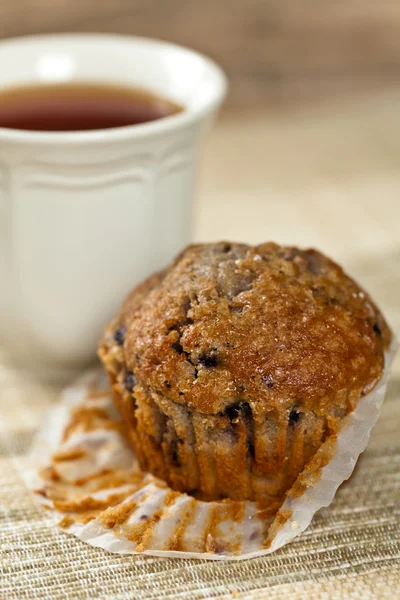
[25,343,397,560]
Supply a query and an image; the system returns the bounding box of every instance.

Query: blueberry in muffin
[99,242,391,503]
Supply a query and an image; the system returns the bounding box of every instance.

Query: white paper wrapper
[26,344,397,560]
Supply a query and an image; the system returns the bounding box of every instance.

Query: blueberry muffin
[98,242,391,503]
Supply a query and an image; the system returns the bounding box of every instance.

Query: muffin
[99,242,391,504]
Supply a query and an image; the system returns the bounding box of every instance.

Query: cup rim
[0,32,228,145]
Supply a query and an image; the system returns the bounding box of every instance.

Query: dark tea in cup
[0,82,182,131]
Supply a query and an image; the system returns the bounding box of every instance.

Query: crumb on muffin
[99,242,391,503]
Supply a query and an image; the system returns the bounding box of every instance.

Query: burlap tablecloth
[1,349,399,599]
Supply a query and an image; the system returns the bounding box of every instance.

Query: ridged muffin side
[99,334,328,504]
[99,242,391,504]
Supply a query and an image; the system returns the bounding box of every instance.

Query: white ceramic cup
[0,33,227,380]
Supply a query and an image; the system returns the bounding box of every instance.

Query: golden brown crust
[98,241,391,502]
[112,242,391,417]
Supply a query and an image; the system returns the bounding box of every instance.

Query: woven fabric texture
[1,347,399,599]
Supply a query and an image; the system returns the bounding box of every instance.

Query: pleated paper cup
[25,343,397,560]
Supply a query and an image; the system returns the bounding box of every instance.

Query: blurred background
[2,1,400,109]
[1,1,399,336]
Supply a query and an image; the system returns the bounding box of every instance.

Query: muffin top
[114,242,391,417]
